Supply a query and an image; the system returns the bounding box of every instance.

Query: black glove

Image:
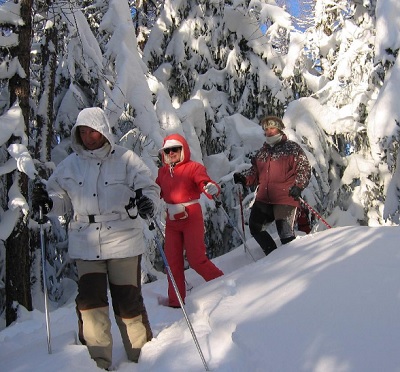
[32,182,53,218]
[233,173,246,188]
[289,185,302,200]
[136,195,154,219]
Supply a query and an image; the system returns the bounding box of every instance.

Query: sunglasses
[164,146,182,154]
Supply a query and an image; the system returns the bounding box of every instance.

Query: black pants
[249,201,297,256]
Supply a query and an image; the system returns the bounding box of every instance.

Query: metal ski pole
[298,197,332,229]
[39,205,52,354]
[214,197,256,262]
[237,185,246,241]
[147,217,210,371]
[147,221,193,291]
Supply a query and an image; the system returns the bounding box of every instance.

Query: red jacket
[156,134,219,203]
[243,135,311,207]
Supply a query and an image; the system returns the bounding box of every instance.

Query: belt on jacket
[166,200,200,220]
[74,212,127,223]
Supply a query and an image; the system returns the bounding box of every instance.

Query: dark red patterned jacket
[242,135,311,208]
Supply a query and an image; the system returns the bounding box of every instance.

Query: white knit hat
[159,139,183,152]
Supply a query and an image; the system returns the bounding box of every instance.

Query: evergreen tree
[3,0,33,325]
[291,0,398,226]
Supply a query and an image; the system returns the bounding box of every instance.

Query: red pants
[164,203,223,307]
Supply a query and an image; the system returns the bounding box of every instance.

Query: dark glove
[233,173,246,188]
[136,195,154,219]
[289,185,302,200]
[32,182,53,220]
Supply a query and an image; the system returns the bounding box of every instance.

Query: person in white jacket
[32,107,160,370]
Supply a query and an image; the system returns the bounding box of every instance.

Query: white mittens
[204,182,219,196]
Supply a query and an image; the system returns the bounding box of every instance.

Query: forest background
[1,0,400,329]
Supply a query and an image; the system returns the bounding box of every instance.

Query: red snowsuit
[156,134,223,307]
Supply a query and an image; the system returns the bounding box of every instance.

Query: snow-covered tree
[268,0,383,227]
[293,0,400,227]
[0,0,35,325]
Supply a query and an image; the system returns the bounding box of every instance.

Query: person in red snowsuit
[156,133,224,308]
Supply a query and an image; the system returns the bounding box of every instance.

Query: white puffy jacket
[47,108,160,260]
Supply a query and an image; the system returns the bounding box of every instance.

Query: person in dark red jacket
[233,116,311,256]
[156,133,223,308]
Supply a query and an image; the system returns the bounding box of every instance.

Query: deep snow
[1,225,399,371]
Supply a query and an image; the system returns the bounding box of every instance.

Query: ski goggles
[164,146,182,154]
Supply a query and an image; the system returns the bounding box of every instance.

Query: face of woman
[78,126,107,150]
[164,146,182,163]
[264,127,281,137]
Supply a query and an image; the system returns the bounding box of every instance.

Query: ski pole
[144,218,192,290]
[147,217,210,371]
[237,185,246,241]
[39,205,52,354]
[213,197,256,262]
[298,197,332,229]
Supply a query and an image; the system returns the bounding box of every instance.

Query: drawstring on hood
[169,163,176,177]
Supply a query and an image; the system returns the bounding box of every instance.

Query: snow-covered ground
[1,225,399,371]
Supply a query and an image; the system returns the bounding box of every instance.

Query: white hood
[71,107,115,155]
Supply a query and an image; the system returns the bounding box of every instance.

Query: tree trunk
[35,0,57,162]
[5,0,33,326]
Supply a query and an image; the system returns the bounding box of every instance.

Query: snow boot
[253,231,277,256]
